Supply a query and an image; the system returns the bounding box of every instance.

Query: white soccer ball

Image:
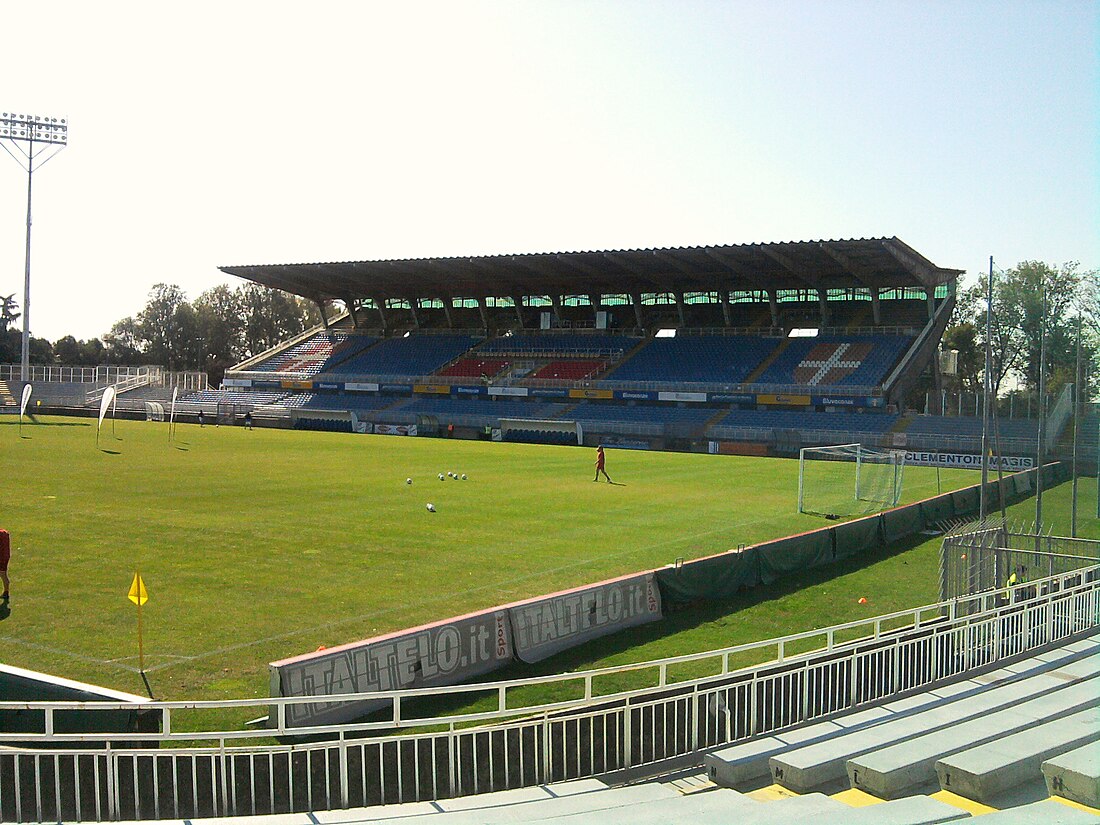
[438,473,445,481]
[406,478,412,485]
[461,474,468,480]
[426,503,436,512]
[451,472,458,479]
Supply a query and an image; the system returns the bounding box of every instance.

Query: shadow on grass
[99,448,122,455]
[0,603,9,621]
[0,420,90,427]
[372,530,937,730]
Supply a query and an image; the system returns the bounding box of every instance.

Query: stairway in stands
[0,380,15,409]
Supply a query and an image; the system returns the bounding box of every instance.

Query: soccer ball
[461,474,468,480]
[451,472,458,479]
[447,472,454,478]
[406,478,412,485]
[438,473,445,481]
[426,503,436,512]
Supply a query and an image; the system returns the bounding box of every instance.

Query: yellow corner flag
[128,572,149,606]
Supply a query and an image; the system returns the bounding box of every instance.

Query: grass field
[2,414,1095,725]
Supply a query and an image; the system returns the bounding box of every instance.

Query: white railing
[1,566,1096,821]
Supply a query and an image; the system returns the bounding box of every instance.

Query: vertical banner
[97,386,116,446]
[18,384,32,432]
[169,387,178,439]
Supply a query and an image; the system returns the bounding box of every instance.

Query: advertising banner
[316,382,343,391]
[615,390,657,401]
[708,393,755,404]
[380,384,414,395]
[281,380,313,390]
[253,380,282,388]
[810,395,878,408]
[374,424,418,436]
[271,610,513,727]
[489,386,528,397]
[453,386,487,396]
[657,391,707,403]
[509,573,662,663]
[414,384,450,395]
[222,378,252,388]
[756,393,811,406]
[530,388,570,398]
[345,382,380,392]
[904,451,1035,470]
[569,388,614,400]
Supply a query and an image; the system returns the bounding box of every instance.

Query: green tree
[138,284,195,369]
[239,283,320,358]
[103,316,145,364]
[194,284,244,382]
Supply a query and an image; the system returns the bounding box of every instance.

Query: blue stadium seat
[607,336,781,384]
[755,335,911,388]
[328,334,480,377]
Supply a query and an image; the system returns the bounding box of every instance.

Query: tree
[961,261,1096,401]
[0,294,19,332]
[194,284,244,383]
[103,316,144,364]
[138,284,195,370]
[239,283,320,358]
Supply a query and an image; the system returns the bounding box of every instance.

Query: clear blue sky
[2,0,1096,342]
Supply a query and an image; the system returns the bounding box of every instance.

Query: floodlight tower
[0,112,68,381]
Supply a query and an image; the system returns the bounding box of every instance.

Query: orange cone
[858,597,868,604]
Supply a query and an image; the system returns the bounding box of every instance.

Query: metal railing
[1,566,1096,822]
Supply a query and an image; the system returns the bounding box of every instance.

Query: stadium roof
[219,237,962,304]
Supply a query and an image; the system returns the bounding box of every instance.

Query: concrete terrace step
[706,639,1100,791]
[956,798,1100,823]
[934,707,1100,804]
[812,794,970,825]
[768,645,1100,793]
[846,676,1100,799]
[1043,741,1100,809]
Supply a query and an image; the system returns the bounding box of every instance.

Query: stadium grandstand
[5,237,1092,469]
[3,238,1100,824]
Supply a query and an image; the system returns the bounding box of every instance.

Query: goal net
[798,443,905,518]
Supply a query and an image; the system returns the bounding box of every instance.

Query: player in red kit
[593,445,613,483]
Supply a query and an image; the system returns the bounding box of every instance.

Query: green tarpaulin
[753,530,835,584]
[833,515,884,561]
[655,549,761,604]
[951,486,980,518]
[882,503,925,544]
[920,494,955,526]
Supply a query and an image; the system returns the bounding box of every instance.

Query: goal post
[798,442,906,517]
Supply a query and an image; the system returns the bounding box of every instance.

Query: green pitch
[0,415,1088,719]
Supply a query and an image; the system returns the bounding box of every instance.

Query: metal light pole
[980,256,993,520]
[0,112,68,381]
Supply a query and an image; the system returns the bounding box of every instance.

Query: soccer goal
[797,443,906,518]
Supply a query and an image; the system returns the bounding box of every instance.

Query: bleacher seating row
[504,428,577,446]
[705,635,1100,811]
[231,330,915,393]
[718,408,900,433]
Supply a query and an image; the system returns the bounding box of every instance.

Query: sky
[1,0,1097,343]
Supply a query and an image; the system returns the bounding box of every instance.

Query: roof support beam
[880,237,935,289]
[769,290,779,327]
[442,297,454,329]
[720,290,732,327]
[817,242,874,288]
[477,297,489,332]
[372,295,388,332]
[589,292,602,324]
[759,245,817,289]
[702,247,771,291]
[630,292,645,330]
[550,295,562,326]
[675,292,686,327]
[871,288,881,325]
[409,299,421,330]
[818,288,831,327]
[315,299,330,329]
[344,297,361,329]
[512,295,525,329]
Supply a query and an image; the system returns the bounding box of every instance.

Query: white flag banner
[98,386,116,439]
[170,387,178,435]
[19,383,32,420]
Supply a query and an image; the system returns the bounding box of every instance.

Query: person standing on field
[0,528,11,603]
[593,445,613,483]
